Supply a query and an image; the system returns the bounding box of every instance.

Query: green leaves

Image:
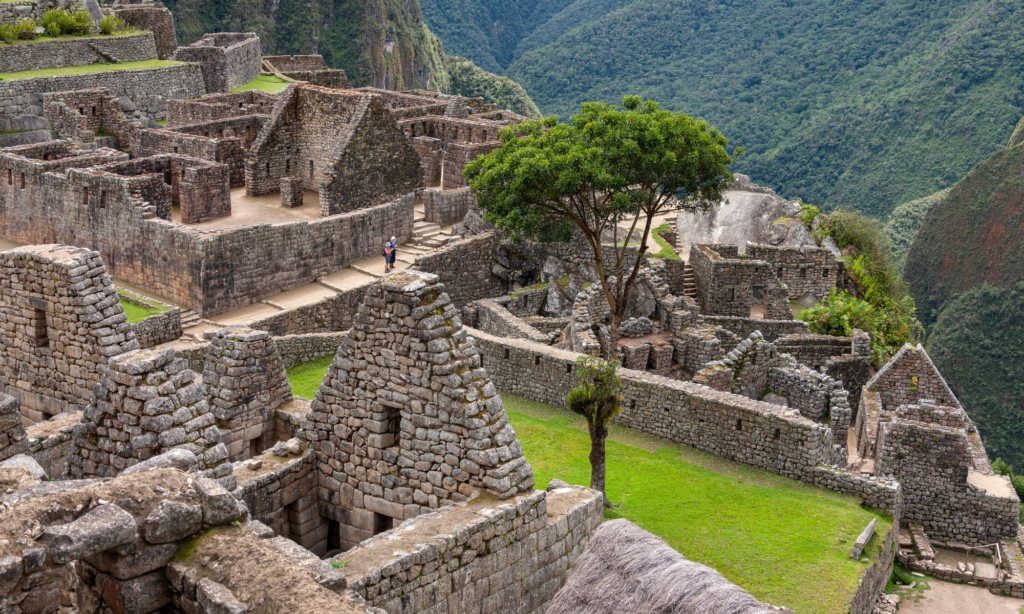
[567,355,623,427]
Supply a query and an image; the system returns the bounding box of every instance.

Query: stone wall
[412,231,506,307]
[0,245,139,423]
[166,90,278,127]
[746,243,839,300]
[867,343,960,410]
[422,186,473,226]
[43,88,130,149]
[129,304,182,349]
[202,327,293,461]
[114,4,178,59]
[0,0,82,23]
[23,411,79,479]
[69,346,231,478]
[474,299,549,343]
[876,418,1019,544]
[262,55,328,71]
[341,485,604,614]
[442,142,500,189]
[299,271,535,551]
[133,117,264,188]
[0,32,158,74]
[827,353,871,416]
[274,331,350,368]
[775,333,854,369]
[173,32,263,93]
[849,521,900,614]
[0,392,28,461]
[690,244,790,318]
[0,63,206,130]
[246,85,424,217]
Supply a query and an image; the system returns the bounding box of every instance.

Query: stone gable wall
[0,32,158,74]
[0,64,206,130]
[0,245,139,423]
[202,327,293,461]
[866,343,960,411]
[173,33,262,93]
[422,186,473,226]
[114,5,178,59]
[69,346,231,478]
[300,271,534,550]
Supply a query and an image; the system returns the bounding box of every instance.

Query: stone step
[179,310,201,328]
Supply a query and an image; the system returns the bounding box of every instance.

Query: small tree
[466,96,737,358]
[567,355,622,505]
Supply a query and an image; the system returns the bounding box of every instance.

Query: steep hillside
[884,187,950,275]
[903,124,1024,328]
[473,0,1024,218]
[928,283,1024,473]
[164,0,450,90]
[445,55,541,118]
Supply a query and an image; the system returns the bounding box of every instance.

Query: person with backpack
[383,236,397,272]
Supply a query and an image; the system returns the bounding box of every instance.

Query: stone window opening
[534,355,541,366]
[91,106,96,117]
[28,299,49,348]
[281,500,301,543]
[326,520,342,555]
[285,158,290,174]
[566,363,572,374]
[735,418,742,431]
[372,512,396,537]
[309,160,314,179]
[799,267,807,278]
[725,287,735,302]
[249,434,265,458]
[99,191,106,208]
[773,428,781,440]
[6,169,10,185]
[504,348,510,359]
[82,187,89,204]
[20,172,25,189]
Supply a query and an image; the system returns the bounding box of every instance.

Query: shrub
[98,15,129,36]
[41,9,93,37]
[797,290,877,339]
[800,204,820,228]
[993,457,1012,475]
[1,19,40,42]
[1010,474,1024,500]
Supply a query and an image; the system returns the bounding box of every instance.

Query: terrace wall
[173,32,262,93]
[0,63,206,130]
[412,231,505,307]
[0,32,157,74]
[114,4,178,59]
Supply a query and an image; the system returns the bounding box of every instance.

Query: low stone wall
[413,231,505,307]
[0,129,55,147]
[0,32,158,74]
[121,292,183,349]
[811,465,902,515]
[775,333,854,368]
[0,63,206,130]
[474,299,549,342]
[0,392,27,461]
[699,315,810,342]
[23,411,80,479]
[422,186,473,226]
[849,520,900,614]
[274,331,350,368]
[340,485,604,614]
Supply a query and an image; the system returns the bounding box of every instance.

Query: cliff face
[904,124,1024,327]
[163,0,450,91]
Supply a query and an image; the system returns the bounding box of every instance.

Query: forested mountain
[903,115,1024,472]
[161,0,541,115]
[420,0,1024,218]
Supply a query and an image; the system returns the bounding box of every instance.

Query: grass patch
[283,354,890,613]
[650,223,680,260]
[0,59,184,81]
[504,394,891,613]
[286,356,333,399]
[119,296,169,324]
[230,74,289,94]
[510,281,547,297]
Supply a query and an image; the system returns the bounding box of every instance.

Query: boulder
[0,454,46,481]
[40,504,137,564]
[142,499,203,544]
[11,115,51,131]
[196,477,246,526]
[120,448,197,476]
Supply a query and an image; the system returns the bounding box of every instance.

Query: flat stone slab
[974,562,998,580]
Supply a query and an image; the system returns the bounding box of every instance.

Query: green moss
[510,282,547,297]
[0,60,184,81]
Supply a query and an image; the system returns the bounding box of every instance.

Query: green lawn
[230,74,290,94]
[0,32,140,46]
[119,297,169,324]
[285,360,891,613]
[0,60,183,81]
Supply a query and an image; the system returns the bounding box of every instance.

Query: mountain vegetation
[162,0,540,114]
[884,188,951,275]
[420,0,1024,218]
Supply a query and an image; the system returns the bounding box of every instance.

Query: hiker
[383,236,397,272]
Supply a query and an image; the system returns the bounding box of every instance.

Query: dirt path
[898,579,1022,614]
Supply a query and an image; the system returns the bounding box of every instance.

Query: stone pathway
[897,578,1023,614]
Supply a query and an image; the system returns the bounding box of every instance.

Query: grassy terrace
[119,296,170,323]
[0,59,183,81]
[230,74,290,94]
[286,360,891,613]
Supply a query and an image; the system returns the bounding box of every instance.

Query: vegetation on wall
[456,0,1024,218]
[928,284,1024,474]
[797,210,922,366]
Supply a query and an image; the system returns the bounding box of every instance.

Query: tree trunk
[587,419,608,504]
[606,312,623,362]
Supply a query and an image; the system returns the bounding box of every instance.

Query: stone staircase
[408,208,451,250]
[682,262,697,299]
[179,309,201,329]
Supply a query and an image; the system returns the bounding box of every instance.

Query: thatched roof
[547,519,786,614]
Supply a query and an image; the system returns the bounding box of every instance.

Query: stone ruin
[302,269,535,550]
